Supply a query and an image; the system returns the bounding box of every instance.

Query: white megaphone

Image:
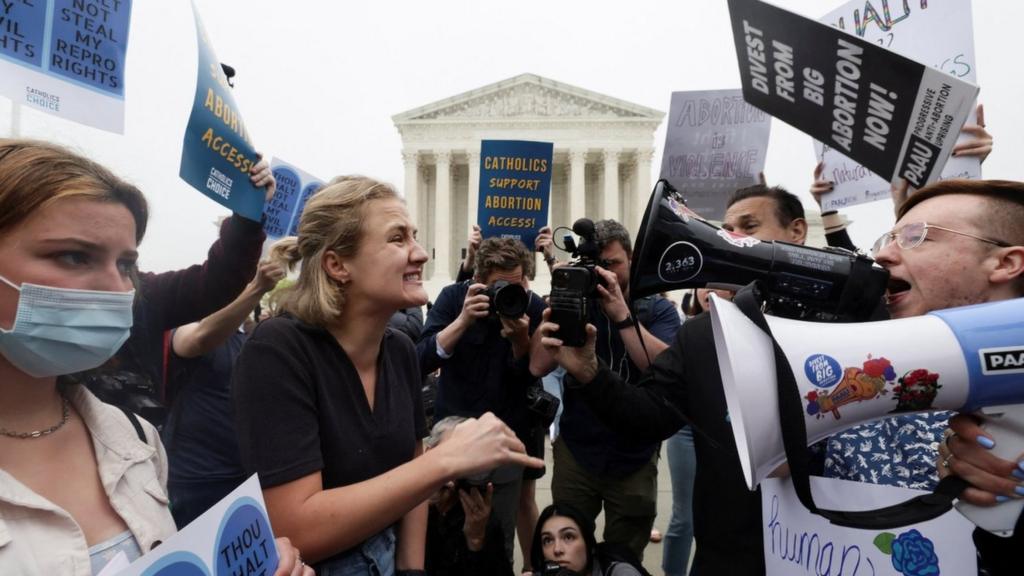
[710,295,1024,535]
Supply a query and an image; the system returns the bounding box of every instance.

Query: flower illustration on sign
[891,369,942,413]
[874,529,940,575]
[805,355,896,419]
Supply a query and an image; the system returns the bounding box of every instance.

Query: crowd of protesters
[0,93,1022,576]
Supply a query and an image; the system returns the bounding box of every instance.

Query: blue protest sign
[178,1,263,222]
[477,140,553,248]
[263,157,324,238]
[214,497,279,576]
[0,0,133,132]
[141,552,210,576]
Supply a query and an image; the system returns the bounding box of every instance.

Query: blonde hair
[270,175,400,325]
[0,139,148,242]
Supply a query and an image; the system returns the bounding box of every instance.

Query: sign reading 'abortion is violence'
[477,140,553,248]
[659,89,771,220]
[0,0,133,132]
[727,0,978,190]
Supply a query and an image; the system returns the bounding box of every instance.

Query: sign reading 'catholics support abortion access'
[815,0,980,211]
[0,0,133,132]
[727,0,978,190]
[659,89,771,220]
[264,158,323,238]
[477,140,553,248]
[178,1,263,222]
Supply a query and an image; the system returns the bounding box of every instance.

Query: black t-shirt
[575,312,765,574]
[232,314,428,490]
[164,330,248,485]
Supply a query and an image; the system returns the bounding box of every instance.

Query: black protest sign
[727,0,978,188]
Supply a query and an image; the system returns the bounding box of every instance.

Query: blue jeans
[663,426,695,576]
[317,527,396,576]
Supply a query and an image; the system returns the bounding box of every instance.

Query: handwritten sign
[659,89,771,220]
[816,0,980,211]
[727,0,978,193]
[178,1,263,222]
[0,0,133,132]
[119,475,279,576]
[264,158,324,238]
[477,140,553,248]
[762,477,975,576]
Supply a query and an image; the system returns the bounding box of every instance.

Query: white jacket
[0,385,177,575]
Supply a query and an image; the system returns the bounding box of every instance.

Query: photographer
[530,219,681,560]
[537,186,808,574]
[424,416,515,576]
[417,236,549,562]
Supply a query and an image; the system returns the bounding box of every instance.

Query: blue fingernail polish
[1017,461,1024,474]
[1013,468,1024,481]
[997,495,1010,503]
[977,435,996,449]
[1014,486,1024,497]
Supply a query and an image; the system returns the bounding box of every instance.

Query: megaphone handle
[955,404,1024,537]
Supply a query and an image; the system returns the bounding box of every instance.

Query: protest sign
[178,1,263,222]
[477,140,553,248]
[264,157,324,238]
[762,477,976,575]
[113,475,279,576]
[0,0,133,132]
[659,89,771,220]
[727,0,978,196]
[815,0,980,211]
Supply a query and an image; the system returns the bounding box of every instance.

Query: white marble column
[602,148,620,222]
[432,150,452,281]
[568,148,586,225]
[402,151,419,226]
[634,148,654,231]
[467,151,480,233]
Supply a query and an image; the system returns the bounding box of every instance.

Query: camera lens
[490,281,529,318]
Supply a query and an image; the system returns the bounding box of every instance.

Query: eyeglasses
[871,221,1010,256]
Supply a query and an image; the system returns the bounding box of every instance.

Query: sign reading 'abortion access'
[477,140,553,248]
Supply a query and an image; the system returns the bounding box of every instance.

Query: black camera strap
[732,283,969,529]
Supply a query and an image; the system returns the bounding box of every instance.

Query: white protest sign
[119,475,279,576]
[816,0,979,211]
[762,477,976,576]
[0,0,133,133]
[659,89,772,220]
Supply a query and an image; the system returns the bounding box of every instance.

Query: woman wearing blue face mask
[0,140,312,576]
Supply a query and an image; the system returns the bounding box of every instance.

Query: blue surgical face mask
[0,274,134,378]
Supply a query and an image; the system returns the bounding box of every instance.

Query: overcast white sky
[2,0,1022,272]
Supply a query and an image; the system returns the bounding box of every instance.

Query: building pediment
[393,73,663,123]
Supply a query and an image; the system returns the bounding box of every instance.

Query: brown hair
[0,139,148,243]
[898,179,1024,247]
[473,237,534,282]
[269,175,400,325]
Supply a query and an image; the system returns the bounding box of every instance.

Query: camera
[77,369,167,428]
[541,561,577,575]
[525,384,560,428]
[484,279,529,319]
[549,219,608,347]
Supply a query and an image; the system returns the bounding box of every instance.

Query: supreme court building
[393,73,665,296]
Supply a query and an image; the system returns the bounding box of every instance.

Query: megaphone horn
[711,294,1024,533]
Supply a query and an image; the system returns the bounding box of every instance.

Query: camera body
[484,279,529,319]
[525,384,560,428]
[549,219,608,347]
[541,561,577,576]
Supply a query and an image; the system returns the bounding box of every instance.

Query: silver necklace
[0,396,71,439]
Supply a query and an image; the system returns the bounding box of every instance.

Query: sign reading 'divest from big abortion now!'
[108,475,280,576]
[659,89,771,220]
[178,1,263,222]
[727,0,978,191]
[815,0,980,212]
[0,0,133,132]
[477,140,553,249]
